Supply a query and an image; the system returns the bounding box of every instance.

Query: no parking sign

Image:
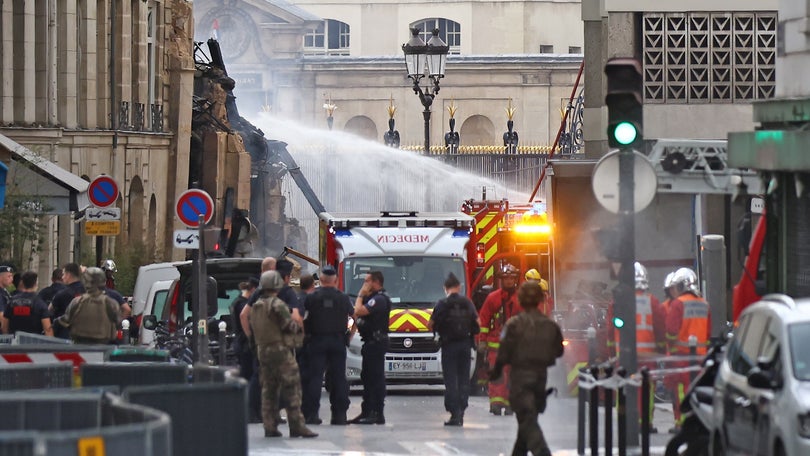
[175,189,214,228]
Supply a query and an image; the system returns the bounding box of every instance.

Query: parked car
[712,294,810,456]
[137,279,174,346]
[161,257,264,334]
[131,261,185,329]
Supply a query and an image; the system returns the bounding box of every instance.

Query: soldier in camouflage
[250,270,317,439]
[57,267,120,344]
[489,281,564,456]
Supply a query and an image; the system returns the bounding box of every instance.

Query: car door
[749,319,781,456]
[724,312,769,453]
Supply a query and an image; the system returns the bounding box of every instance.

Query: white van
[131,261,185,328]
[137,279,174,346]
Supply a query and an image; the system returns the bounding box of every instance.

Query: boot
[264,427,282,438]
[349,412,368,424]
[490,404,503,415]
[290,425,318,438]
[304,416,322,425]
[355,410,385,425]
[503,406,513,416]
[331,412,348,425]
[444,413,463,426]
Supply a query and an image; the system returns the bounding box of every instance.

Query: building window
[539,44,554,53]
[410,18,461,55]
[568,46,582,54]
[304,19,350,55]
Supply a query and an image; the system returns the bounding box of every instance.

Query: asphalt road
[247,382,676,455]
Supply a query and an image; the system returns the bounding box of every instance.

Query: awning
[0,133,90,214]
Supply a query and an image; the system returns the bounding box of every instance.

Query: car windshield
[343,256,466,308]
[789,322,810,380]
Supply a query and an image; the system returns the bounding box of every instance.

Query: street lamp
[402,28,449,153]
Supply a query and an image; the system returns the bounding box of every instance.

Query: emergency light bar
[512,223,552,235]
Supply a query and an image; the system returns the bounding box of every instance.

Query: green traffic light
[613,316,625,329]
[613,122,638,146]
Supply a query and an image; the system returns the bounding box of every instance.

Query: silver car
[712,294,810,456]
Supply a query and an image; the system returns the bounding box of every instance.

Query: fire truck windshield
[343,256,466,308]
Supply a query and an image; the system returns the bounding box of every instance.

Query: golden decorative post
[384,95,400,148]
[323,93,337,130]
[504,98,519,154]
[445,99,459,155]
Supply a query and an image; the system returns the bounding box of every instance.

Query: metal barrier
[125,381,248,456]
[0,361,73,390]
[106,347,171,363]
[577,364,651,456]
[81,362,189,388]
[14,331,72,345]
[0,335,14,345]
[0,390,171,456]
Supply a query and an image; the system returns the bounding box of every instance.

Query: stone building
[192,0,585,149]
[0,1,198,276]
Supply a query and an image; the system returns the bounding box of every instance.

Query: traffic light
[613,315,625,329]
[605,57,643,149]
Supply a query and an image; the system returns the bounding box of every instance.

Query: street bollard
[641,368,650,456]
[121,319,130,345]
[589,365,599,456]
[577,367,587,455]
[688,335,698,383]
[603,366,614,456]
[218,321,227,366]
[616,367,627,456]
[587,327,597,364]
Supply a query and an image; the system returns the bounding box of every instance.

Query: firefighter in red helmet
[477,263,521,415]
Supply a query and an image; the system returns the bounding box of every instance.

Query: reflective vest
[635,293,656,354]
[674,296,709,355]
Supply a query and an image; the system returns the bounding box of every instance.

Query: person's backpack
[440,295,477,341]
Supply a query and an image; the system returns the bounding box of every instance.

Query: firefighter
[101,259,117,290]
[631,262,666,431]
[665,267,710,432]
[524,268,552,314]
[478,263,521,415]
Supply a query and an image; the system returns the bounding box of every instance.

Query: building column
[13,0,36,123]
[78,0,98,128]
[57,1,78,128]
[96,0,110,129]
[116,0,133,129]
[0,3,12,122]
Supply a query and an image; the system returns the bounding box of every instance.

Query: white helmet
[672,267,700,296]
[634,262,648,291]
[101,259,117,273]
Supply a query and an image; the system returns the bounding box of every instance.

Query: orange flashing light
[513,223,552,235]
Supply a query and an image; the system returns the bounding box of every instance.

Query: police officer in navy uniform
[301,266,354,425]
[0,265,13,316]
[350,271,392,425]
[2,271,53,336]
[429,272,480,426]
[50,263,85,339]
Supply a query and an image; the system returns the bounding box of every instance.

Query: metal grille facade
[643,12,777,103]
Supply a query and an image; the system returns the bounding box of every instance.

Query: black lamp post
[402,28,449,154]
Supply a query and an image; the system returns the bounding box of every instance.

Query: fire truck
[319,211,475,383]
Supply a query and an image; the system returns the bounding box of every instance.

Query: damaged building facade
[0,1,201,275]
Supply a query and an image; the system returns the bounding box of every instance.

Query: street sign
[175,189,214,228]
[173,229,200,249]
[86,207,121,221]
[592,150,657,214]
[88,175,119,208]
[84,220,121,236]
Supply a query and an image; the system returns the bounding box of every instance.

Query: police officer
[349,271,391,425]
[489,281,564,456]
[50,263,85,339]
[37,269,65,306]
[428,272,479,426]
[0,265,13,315]
[2,271,52,336]
[57,267,120,344]
[250,270,317,439]
[301,266,353,425]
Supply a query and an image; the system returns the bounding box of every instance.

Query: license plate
[388,361,428,372]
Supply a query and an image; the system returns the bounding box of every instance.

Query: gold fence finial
[387,94,397,119]
[505,98,516,121]
[447,98,457,119]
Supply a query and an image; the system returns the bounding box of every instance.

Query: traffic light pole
[617,146,639,446]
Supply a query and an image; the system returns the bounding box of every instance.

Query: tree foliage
[0,161,49,270]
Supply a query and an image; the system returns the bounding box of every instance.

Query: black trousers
[441,339,472,414]
[360,339,388,414]
[301,334,350,419]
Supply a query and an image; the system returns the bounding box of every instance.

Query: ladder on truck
[648,139,762,195]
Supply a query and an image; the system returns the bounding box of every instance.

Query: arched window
[409,18,461,55]
[304,19,350,56]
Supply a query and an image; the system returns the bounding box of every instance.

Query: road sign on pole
[88,175,120,208]
[173,229,200,249]
[175,189,214,228]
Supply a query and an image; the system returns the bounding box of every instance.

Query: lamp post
[402,28,449,154]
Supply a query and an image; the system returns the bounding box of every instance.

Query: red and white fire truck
[319,211,475,383]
